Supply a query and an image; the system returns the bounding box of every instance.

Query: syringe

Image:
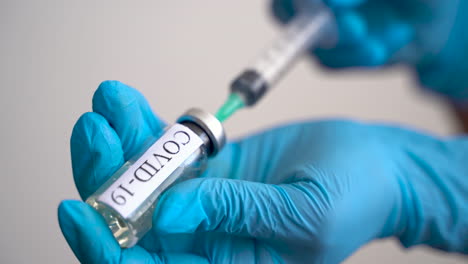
[216,4,336,122]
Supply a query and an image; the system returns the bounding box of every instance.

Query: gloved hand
[58,81,468,263]
[272,0,468,99]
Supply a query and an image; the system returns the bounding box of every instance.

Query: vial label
[97,124,203,218]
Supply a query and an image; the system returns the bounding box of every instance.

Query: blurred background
[0,0,466,263]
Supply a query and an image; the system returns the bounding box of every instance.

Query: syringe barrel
[231,5,335,106]
[254,10,333,85]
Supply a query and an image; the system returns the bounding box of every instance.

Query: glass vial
[86,108,226,248]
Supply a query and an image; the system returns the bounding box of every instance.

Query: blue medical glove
[272,0,468,99]
[58,81,468,263]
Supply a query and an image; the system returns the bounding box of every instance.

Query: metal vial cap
[177,108,226,157]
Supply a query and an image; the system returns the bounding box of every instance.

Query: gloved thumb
[153,177,321,242]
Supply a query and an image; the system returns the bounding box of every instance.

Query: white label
[97,124,203,218]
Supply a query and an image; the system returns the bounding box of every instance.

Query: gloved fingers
[92,80,166,159]
[332,9,367,46]
[315,38,387,67]
[314,2,413,68]
[70,112,125,200]
[153,178,321,242]
[57,200,209,264]
[357,1,413,56]
[271,0,413,68]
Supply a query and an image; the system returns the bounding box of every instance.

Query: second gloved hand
[272,0,468,99]
[58,81,468,263]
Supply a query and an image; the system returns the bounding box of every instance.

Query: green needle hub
[215,93,245,122]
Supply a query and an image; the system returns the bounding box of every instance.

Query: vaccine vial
[86,108,226,248]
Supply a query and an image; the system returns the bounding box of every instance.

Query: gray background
[0,0,466,263]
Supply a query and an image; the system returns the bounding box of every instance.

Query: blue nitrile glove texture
[58,81,468,263]
[272,0,468,100]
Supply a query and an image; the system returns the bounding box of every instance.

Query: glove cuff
[415,1,468,101]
